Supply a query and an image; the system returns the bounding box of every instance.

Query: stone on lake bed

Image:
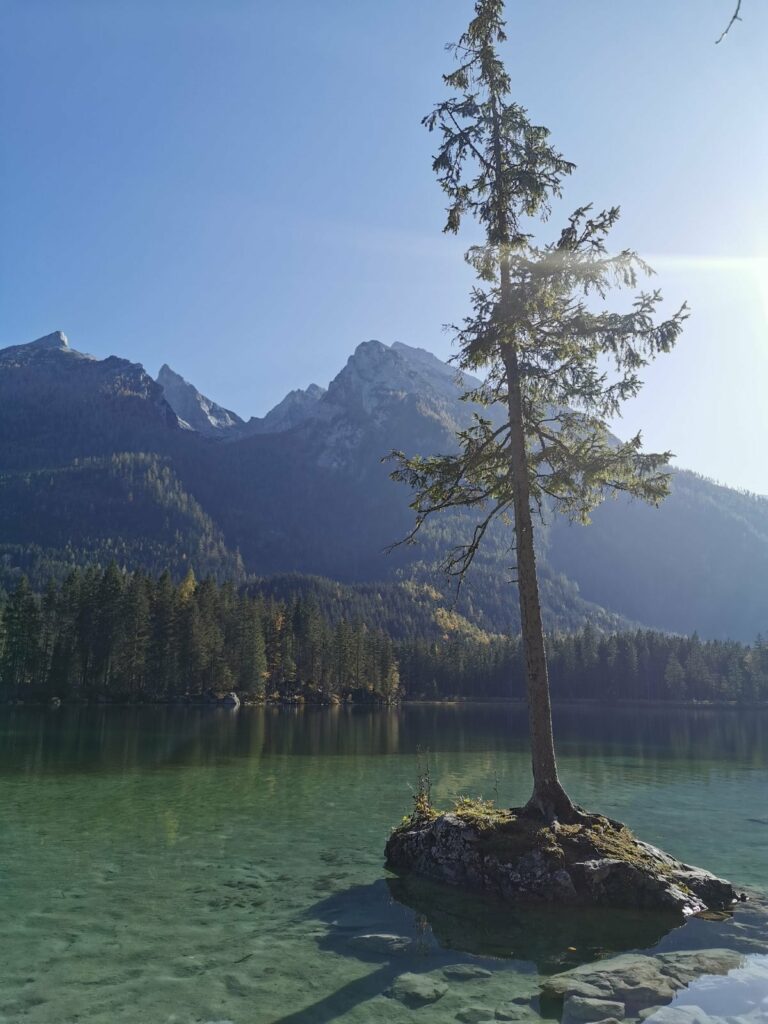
[563,995,626,1022]
[387,972,447,1007]
[542,948,744,1016]
[442,963,493,980]
[495,1006,537,1022]
[385,805,737,916]
[348,933,412,956]
[642,1008,721,1024]
[455,1007,497,1023]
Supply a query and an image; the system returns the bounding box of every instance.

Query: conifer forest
[2,567,766,705]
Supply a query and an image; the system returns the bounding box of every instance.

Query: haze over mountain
[0,331,766,642]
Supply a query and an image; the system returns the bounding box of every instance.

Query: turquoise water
[0,704,766,1023]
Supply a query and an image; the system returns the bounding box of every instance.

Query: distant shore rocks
[2,691,388,708]
[385,806,737,917]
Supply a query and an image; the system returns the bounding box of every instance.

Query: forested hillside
[1,331,766,640]
[1,568,766,704]
[0,454,243,585]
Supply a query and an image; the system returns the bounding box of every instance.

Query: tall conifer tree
[391,0,687,819]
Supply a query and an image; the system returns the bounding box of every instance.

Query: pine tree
[178,566,197,604]
[114,572,150,698]
[390,0,686,820]
[0,577,41,697]
[148,570,179,696]
[236,597,267,697]
[664,653,687,699]
[94,562,125,691]
[38,579,59,690]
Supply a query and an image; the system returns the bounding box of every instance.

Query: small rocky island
[386,799,738,917]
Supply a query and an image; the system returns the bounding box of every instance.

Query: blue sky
[1,0,767,492]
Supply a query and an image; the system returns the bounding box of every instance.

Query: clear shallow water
[0,704,766,1024]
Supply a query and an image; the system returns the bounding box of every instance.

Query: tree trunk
[488,92,577,822]
[503,348,577,823]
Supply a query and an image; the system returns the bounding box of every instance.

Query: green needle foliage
[390,0,687,821]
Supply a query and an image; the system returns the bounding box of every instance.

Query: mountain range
[0,330,765,641]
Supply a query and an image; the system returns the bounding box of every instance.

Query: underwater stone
[387,972,447,1007]
[348,933,412,956]
[443,963,493,980]
[563,995,626,1022]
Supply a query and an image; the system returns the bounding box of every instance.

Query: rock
[456,1007,496,1023]
[385,810,736,916]
[494,1007,535,1022]
[542,953,667,1000]
[443,964,493,981]
[157,364,245,436]
[349,933,413,956]
[661,952,768,1021]
[670,869,737,910]
[543,948,744,1017]
[563,995,626,1022]
[387,972,447,1007]
[655,948,744,986]
[643,1007,719,1024]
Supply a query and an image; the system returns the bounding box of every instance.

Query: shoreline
[3,697,768,710]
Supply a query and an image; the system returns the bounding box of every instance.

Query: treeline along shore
[1,566,767,705]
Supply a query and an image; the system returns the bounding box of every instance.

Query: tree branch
[446,109,494,174]
[716,0,743,43]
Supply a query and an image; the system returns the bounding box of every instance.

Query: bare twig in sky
[716,0,743,43]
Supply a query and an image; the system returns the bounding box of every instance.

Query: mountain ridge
[0,331,765,641]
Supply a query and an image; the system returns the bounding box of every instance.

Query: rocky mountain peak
[30,331,70,351]
[244,381,327,436]
[157,363,181,384]
[323,339,475,420]
[0,330,97,367]
[157,364,244,436]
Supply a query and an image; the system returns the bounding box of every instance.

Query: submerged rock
[387,972,447,1007]
[541,947,743,1017]
[443,963,493,981]
[495,1005,537,1022]
[385,806,736,917]
[643,1008,720,1024]
[455,1006,496,1023]
[563,995,626,1022]
[348,932,412,956]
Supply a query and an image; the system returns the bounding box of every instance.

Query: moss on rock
[385,799,736,917]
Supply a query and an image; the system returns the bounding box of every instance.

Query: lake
[0,704,766,1024]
